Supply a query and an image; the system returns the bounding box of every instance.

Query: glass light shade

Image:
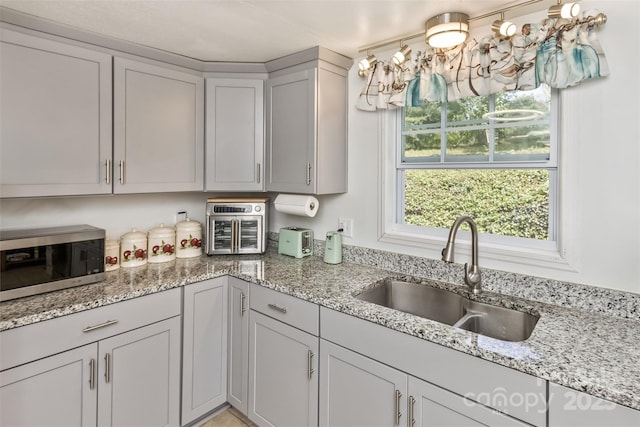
[392,45,412,66]
[358,54,377,71]
[548,2,581,19]
[492,20,517,37]
[425,12,470,49]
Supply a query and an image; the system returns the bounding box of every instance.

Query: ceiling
[0,0,519,63]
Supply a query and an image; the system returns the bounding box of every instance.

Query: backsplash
[268,232,640,321]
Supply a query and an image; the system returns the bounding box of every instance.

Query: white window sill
[378,228,578,273]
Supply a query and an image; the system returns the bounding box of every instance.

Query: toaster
[278,227,313,258]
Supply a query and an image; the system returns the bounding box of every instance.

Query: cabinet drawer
[250,284,319,335]
[1,288,180,371]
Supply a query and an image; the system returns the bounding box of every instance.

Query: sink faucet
[441,216,482,294]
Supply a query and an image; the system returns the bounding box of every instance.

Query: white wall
[0,193,212,242]
[270,1,640,294]
[1,1,638,294]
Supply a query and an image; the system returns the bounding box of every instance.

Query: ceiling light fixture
[425,12,469,49]
[492,13,516,37]
[358,53,378,72]
[548,1,581,19]
[392,42,412,66]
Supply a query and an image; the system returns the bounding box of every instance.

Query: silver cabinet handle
[408,396,415,427]
[82,319,118,333]
[306,162,311,185]
[395,389,402,425]
[106,159,112,184]
[104,353,111,383]
[307,350,315,379]
[256,163,261,184]
[267,303,287,314]
[119,160,125,184]
[89,358,96,390]
[240,291,246,316]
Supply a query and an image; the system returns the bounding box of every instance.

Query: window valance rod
[357,0,546,53]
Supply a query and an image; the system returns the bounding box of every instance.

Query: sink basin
[356,280,539,342]
[356,280,464,326]
[453,300,539,342]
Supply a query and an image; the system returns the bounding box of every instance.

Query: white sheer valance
[357,9,609,111]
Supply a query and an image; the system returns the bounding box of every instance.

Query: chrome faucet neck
[441,216,482,294]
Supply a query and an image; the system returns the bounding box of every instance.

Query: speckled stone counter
[1,248,639,412]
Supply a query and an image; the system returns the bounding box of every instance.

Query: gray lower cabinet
[113,57,204,193]
[320,339,528,427]
[319,339,407,426]
[205,78,265,191]
[227,277,250,414]
[0,288,181,427]
[0,28,112,198]
[0,316,181,427]
[181,277,228,426]
[248,310,319,427]
[320,306,546,427]
[407,372,530,427]
[98,316,181,427]
[265,50,349,195]
[0,343,97,426]
[548,383,640,426]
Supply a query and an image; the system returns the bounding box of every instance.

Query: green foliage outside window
[404,169,550,240]
[400,85,553,241]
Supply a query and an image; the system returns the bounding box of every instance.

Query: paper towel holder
[273,194,320,217]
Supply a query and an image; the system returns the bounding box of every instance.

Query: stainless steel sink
[356,280,464,326]
[356,280,539,342]
[453,300,539,342]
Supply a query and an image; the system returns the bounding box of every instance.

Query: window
[394,84,557,250]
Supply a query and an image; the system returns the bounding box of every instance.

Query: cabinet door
[408,376,530,427]
[206,78,264,191]
[97,316,181,427]
[113,57,204,193]
[548,383,640,426]
[0,343,97,427]
[0,29,112,198]
[249,310,318,427]
[266,69,316,194]
[319,340,407,427]
[181,277,228,425]
[228,277,250,414]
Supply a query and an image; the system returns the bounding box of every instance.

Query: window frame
[378,88,577,272]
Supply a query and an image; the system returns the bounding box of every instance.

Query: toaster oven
[205,198,268,255]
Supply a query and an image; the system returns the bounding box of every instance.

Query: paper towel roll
[274,194,319,217]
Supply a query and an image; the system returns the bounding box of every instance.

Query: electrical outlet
[338,217,353,238]
[176,210,187,223]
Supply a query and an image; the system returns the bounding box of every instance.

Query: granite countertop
[1,249,639,412]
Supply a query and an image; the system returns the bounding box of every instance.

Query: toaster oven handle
[232,219,239,253]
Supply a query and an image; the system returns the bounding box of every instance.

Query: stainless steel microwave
[0,225,105,301]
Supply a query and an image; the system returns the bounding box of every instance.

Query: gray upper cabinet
[205,78,264,191]
[0,28,113,198]
[114,57,204,193]
[265,48,351,195]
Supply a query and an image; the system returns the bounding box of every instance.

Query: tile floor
[199,407,254,427]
